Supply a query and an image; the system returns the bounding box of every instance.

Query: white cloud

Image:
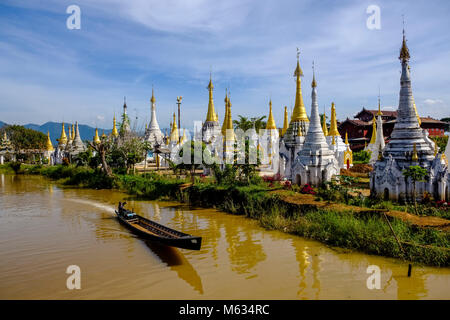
[423,99,444,105]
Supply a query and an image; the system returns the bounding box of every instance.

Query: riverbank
[1,163,449,267]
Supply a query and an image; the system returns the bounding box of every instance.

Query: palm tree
[233,115,267,132]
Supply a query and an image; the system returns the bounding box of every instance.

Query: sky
[0,0,449,130]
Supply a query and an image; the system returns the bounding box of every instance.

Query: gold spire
[68,124,72,141]
[311,61,317,88]
[328,102,340,136]
[399,27,410,62]
[180,129,187,145]
[266,99,277,130]
[377,95,382,116]
[322,109,328,136]
[369,120,377,144]
[206,74,217,122]
[112,115,119,137]
[94,128,101,144]
[150,87,155,104]
[345,131,349,145]
[412,143,418,161]
[45,131,54,151]
[71,124,75,140]
[410,88,421,125]
[170,112,179,143]
[225,96,234,141]
[221,91,229,136]
[331,135,335,145]
[101,130,106,139]
[434,141,438,156]
[59,122,68,145]
[281,106,289,136]
[291,50,309,122]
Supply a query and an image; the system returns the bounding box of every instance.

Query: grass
[260,209,449,266]
[3,163,449,267]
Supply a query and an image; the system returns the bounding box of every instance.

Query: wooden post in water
[382,212,412,277]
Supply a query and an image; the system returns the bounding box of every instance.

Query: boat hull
[115,210,202,250]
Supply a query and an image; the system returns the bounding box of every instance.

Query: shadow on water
[144,241,204,295]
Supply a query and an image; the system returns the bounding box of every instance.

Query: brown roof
[420,117,446,124]
[364,109,398,117]
[339,118,369,127]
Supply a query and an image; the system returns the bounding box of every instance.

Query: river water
[0,174,448,299]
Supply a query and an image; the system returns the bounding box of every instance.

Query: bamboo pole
[382,212,412,277]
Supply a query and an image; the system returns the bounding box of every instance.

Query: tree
[112,133,148,174]
[0,125,46,151]
[211,139,261,185]
[353,150,371,164]
[177,140,212,182]
[402,165,428,212]
[87,137,113,176]
[431,136,448,152]
[233,115,267,132]
[440,117,450,131]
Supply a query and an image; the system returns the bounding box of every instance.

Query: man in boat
[118,202,136,220]
[118,202,127,215]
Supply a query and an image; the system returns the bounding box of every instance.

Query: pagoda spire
[266,99,277,130]
[322,107,328,136]
[291,49,309,122]
[281,106,289,136]
[298,65,335,164]
[94,128,101,145]
[369,120,377,144]
[328,102,340,136]
[399,26,410,62]
[225,95,234,141]
[147,87,163,142]
[206,73,217,122]
[59,122,68,145]
[170,112,179,143]
[67,124,73,141]
[45,131,54,151]
[112,115,119,137]
[221,90,229,136]
[151,86,155,104]
[377,91,382,116]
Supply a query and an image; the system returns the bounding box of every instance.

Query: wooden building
[338,107,447,151]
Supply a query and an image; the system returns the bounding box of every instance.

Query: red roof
[356,108,398,118]
[420,117,446,124]
[339,118,369,127]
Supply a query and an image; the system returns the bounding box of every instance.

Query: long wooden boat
[115,207,202,250]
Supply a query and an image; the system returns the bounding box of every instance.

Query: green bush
[353,150,371,164]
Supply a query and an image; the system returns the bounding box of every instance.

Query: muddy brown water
[0,174,449,299]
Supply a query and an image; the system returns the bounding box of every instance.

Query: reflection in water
[152,203,161,221]
[393,270,427,300]
[0,175,448,300]
[145,242,203,294]
[223,220,267,275]
[293,241,310,298]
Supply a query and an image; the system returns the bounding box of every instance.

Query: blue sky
[0,0,449,130]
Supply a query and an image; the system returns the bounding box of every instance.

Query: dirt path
[272,190,450,231]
